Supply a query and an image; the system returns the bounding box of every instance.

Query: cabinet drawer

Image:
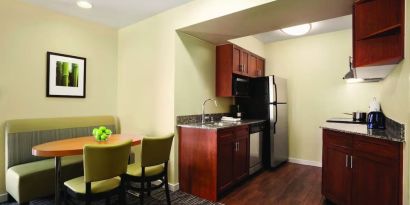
[323,129,352,148]
[353,137,400,160]
[234,126,249,137]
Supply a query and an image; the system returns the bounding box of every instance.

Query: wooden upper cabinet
[240,50,249,75]
[216,44,265,97]
[256,58,265,77]
[353,0,404,67]
[233,46,242,74]
[248,54,257,77]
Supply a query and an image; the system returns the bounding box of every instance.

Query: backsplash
[385,117,405,140]
[176,113,229,125]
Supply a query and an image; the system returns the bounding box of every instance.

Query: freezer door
[270,103,288,167]
[274,76,288,103]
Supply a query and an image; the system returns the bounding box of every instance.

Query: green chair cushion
[64,176,120,194]
[126,164,164,177]
[6,156,83,203]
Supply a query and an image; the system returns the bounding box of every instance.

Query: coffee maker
[367,98,385,129]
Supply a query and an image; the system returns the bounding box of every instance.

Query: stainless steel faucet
[202,98,218,124]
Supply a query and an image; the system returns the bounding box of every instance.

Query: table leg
[55,157,62,205]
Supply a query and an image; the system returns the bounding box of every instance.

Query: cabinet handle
[345,155,348,167]
[237,142,239,151]
[350,156,353,169]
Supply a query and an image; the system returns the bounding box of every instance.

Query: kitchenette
[175,0,406,204]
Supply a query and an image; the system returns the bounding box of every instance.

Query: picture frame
[46,52,86,98]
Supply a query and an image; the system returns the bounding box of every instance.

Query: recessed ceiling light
[77,0,93,9]
[281,24,311,36]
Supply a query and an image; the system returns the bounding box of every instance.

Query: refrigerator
[237,75,288,168]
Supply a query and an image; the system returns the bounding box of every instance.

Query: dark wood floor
[220,163,327,205]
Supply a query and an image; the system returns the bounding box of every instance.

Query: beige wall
[265,29,382,163]
[117,0,274,184]
[0,0,118,193]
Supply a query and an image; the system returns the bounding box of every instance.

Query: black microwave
[232,75,250,97]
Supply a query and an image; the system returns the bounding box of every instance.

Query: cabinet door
[354,0,401,39]
[323,145,352,205]
[353,0,404,67]
[217,130,235,192]
[233,127,249,182]
[233,46,242,74]
[248,54,257,77]
[351,156,399,205]
[241,50,249,75]
[256,58,265,77]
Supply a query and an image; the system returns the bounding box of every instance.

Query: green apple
[92,128,98,136]
[105,129,112,135]
[100,134,107,141]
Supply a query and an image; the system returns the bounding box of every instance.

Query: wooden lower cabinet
[322,129,403,205]
[179,125,249,201]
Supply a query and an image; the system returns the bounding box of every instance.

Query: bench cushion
[6,156,83,203]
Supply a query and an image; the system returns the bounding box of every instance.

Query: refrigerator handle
[274,105,278,134]
[274,83,278,103]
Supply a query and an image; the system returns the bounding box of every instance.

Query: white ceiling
[254,15,352,43]
[20,0,194,28]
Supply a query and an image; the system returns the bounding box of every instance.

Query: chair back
[141,134,174,167]
[83,140,131,183]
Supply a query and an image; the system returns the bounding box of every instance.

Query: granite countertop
[321,122,405,143]
[178,119,266,130]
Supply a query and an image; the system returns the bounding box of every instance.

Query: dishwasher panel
[249,130,263,175]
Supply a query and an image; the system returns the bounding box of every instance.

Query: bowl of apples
[92,126,112,142]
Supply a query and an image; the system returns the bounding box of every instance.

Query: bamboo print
[62,62,70,86]
[68,70,74,87]
[72,63,79,87]
[56,61,63,86]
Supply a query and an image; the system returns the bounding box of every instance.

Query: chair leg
[164,166,171,205]
[147,181,151,196]
[119,177,126,205]
[140,168,145,205]
[140,181,144,205]
[85,182,91,205]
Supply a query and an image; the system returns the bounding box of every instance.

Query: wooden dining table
[32,134,142,205]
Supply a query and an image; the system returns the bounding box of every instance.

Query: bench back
[5,115,120,169]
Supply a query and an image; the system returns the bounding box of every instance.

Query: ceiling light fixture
[77,0,93,9]
[281,24,311,36]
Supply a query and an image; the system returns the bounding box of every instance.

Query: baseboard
[168,183,179,192]
[0,193,8,203]
[288,158,322,167]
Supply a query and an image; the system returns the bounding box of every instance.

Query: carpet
[1,189,224,205]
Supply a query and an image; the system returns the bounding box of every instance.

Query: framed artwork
[46,52,86,98]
